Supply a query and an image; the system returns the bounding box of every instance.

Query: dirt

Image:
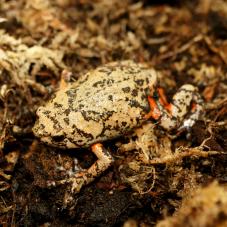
[0,0,227,226]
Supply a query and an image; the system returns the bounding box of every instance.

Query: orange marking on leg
[157,88,169,106]
[191,102,197,112]
[157,88,173,114]
[165,103,172,113]
[76,172,85,178]
[91,143,103,152]
[157,87,173,114]
[144,96,161,120]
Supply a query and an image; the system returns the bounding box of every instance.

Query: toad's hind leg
[62,143,114,194]
[146,84,203,131]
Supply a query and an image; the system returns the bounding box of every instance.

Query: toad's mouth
[36,135,66,148]
[32,120,81,149]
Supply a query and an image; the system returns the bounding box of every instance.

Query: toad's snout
[32,106,50,137]
[32,119,44,137]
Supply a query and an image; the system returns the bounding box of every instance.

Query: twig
[158,35,203,60]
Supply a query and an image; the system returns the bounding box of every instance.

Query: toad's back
[34,61,158,148]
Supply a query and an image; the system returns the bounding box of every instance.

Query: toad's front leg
[59,143,114,204]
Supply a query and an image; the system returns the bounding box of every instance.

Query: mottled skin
[33,61,203,204]
[33,61,158,148]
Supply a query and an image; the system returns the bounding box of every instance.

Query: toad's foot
[53,143,114,206]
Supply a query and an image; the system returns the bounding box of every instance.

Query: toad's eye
[52,135,65,142]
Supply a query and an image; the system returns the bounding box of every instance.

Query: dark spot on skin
[43,110,51,115]
[153,91,159,99]
[99,124,110,137]
[141,93,147,101]
[131,89,138,96]
[136,117,140,124]
[66,90,76,110]
[172,102,180,112]
[50,94,56,100]
[122,122,127,127]
[54,102,63,108]
[52,135,65,142]
[68,97,74,106]
[106,79,114,85]
[135,79,144,86]
[125,67,140,74]
[125,97,129,101]
[75,127,94,140]
[64,118,69,125]
[129,99,143,110]
[172,116,177,121]
[68,137,81,147]
[81,110,102,122]
[97,122,115,139]
[122,87,131,93]
[92,80,106,88]
[64,109,71,116]
[66,89,77,98]
[78,104,85,109]
[108,95,113,101]
[104,111,116,122]
[92,81,100,87]
[49,116,62,130]
[114,124,120,131]
[145,87,151,97]
[121,76,129,82]
[175,99,185,107]
[39,124,45,130]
